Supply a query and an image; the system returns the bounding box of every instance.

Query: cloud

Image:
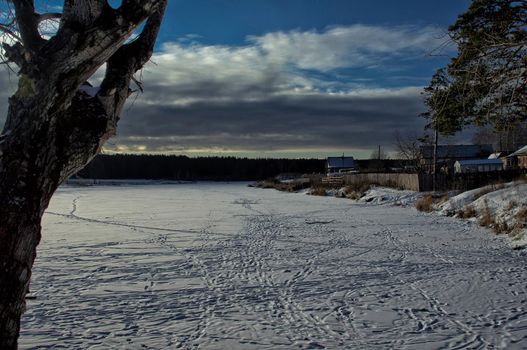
[250,24,447,71]
[1,24,449,156]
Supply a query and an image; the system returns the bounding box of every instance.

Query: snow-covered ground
[20,182,527,349]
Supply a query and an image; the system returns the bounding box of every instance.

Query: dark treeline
[76,154,326,181]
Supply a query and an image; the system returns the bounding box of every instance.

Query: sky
[0,0,473,158]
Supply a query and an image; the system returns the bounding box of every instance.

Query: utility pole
[433,128,438,192]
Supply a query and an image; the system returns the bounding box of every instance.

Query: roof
[488,152,507,159]
[509,145,527,157]
[327,156,355,168]
[455,159,503,166]
[420,144,493,159]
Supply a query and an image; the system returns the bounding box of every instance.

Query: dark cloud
[112,89,427,153]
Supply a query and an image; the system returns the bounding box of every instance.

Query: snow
[20,182,527,349]
[438,182,518,215]
[438,181,527,248]
[359,186,419,206]
[510,145,527,156]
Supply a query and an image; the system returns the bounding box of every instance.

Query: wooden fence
[341,173,420,191]
[316,170,525,192]
[419,170,524,192]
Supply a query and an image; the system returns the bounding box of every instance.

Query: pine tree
[423,0,526,135]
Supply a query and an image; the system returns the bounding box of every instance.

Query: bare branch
[131,75,143,93]
[2,42,26,67]
[11,0,44,50]
[124,1,167,71]
[0,23,21,41]
[99,0,167,98]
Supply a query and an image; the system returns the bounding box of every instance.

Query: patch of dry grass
[493,220,509,235]
[415,195,434,212]
[460,205,477,219]
[478,201,494,227]
[310,186,327,196]
[254,179,311,192]
[346,191,364,200]
[509,206,527,237]
[506,200,518,211]
[346,181,373,195]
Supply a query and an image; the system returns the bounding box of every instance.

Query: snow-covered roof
[420,144,493,159]
[455,159,503,166]
[509,145,527,157]
[488,152,508,159]
[327,157,355,169]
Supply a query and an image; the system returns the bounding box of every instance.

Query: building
[326,156,356,175]
[454,159,503,173]
[505,145,527,169]
[419,144,494,173]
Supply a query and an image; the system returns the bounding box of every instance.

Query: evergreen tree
[423,0,526,136]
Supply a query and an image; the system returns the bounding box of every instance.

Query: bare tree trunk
[0,2,167,347]
[0,83,123,348]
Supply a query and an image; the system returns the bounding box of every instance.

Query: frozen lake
[20,183,527,349]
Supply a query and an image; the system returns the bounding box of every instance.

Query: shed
[506,145,527,169]
[454,159,503,173]
[326,156,356,175]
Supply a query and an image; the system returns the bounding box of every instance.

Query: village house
[504,145,527,169]
[419,144,494,173]
[326,156,357,175]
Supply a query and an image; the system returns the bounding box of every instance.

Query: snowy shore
[339,182,527,250]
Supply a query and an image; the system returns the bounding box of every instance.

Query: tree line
[76,154,326,181]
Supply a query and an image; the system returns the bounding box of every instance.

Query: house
[326,156,356,175]
[454,159,503,173]
[419,144,494,173]
[505,145,527,169]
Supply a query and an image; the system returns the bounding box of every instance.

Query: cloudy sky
[0,0,472,158]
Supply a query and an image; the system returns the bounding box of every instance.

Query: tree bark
[0,1,167,348]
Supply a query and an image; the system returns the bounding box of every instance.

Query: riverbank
[256,178,527,250]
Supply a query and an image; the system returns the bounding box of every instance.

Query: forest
[76,154,326,181]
